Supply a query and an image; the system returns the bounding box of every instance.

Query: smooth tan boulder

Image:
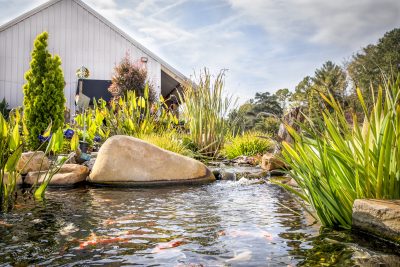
[17,151,50,174]
[2,173,22,185]
[353,199,400,244]
[25,164,89,186]
[88,135,215,186]
[261,153,286,171]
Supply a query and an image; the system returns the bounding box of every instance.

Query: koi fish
[152,239,186,253]
[78,232,128,249]
[0,220,13,227]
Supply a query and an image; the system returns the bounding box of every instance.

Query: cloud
[1,0,399,105]
[226,0,400,49]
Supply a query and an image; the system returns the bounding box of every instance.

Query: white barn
[0,0,186,114]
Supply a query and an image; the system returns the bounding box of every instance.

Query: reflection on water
[0,180,399,266]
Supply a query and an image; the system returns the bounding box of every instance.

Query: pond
[0,180,399,266]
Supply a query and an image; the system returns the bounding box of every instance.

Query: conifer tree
[23,32,65,149]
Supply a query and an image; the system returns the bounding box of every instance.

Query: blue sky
[1,0,400,103]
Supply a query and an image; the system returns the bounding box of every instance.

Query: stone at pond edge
[2,173,22,185]
[88,135,215,186]
[25,164,89,186]
[261,153,286,171]
[352,199,400,244]
[17,151,50,174]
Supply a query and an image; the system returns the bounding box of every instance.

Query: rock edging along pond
[352,199,400,244]
[87,135,215,186]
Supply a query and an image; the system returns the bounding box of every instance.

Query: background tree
[228,91,282,135]
[23,32,65,149]
[347,28,400,107]
[313,61,347,106]
[275,88,291,112]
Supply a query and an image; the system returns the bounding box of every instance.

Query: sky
[1,0,400,104]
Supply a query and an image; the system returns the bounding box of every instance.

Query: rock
[231,156,258,166]
[246,171,268,179]
[220,171,236,181]
[261,153,286,171]
[16,151,50,174]
[64,152,77,164]
[88,135,215,186]
[25,164,89,186]
[2,173,22,185]
[352,199,400,244]
[83,157,96,172]
[286,178,298,187]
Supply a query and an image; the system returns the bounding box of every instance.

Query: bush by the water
[280,78,400,229]
[23,32,65,149]
[179,69,235,157]
[222,131,273,159]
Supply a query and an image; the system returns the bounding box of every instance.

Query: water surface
[0,180,399,266]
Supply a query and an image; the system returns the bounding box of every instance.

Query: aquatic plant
[222,131,273,159]
[279,78,400,229]
[179,69,236,157]
[102,85,178,138]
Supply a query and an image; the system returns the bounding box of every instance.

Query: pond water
[0,180,399,266]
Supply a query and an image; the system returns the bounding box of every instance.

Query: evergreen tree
[23,32,65,149]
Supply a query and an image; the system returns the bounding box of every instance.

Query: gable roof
[0,0,187,84]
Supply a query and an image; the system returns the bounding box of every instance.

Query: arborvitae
[23,32,65,149]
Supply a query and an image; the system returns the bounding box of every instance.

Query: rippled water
[0,180,399,266]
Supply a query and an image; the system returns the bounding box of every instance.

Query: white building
[0,0,186,113]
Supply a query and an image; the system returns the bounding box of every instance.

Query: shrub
[108,53,155,101]
[279,78,400,229]
[179,69,236,157]
[222,131,273,159]
[141,133,192,157]
[23,32,65,149]
[0,98,9,119]
[254,116,280,136]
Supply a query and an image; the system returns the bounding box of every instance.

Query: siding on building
[0,0,164,113]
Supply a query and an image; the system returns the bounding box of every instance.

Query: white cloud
[1,0,399,105]
[226,0,400,49]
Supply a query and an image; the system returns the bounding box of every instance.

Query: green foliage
[108,53,156,101]
[280,78,400,229]
[222,131,273,159]
[253,116,280,136]
[141,133,193,157]
[72,85,178,152]
[179,69,235,157]
[23,32,65,149]
[0,112,22,212]
[313,61,347,106]
[0,98,9,119]
[348,28,400,105]
[275,88,291,111]
[229,92,282,135]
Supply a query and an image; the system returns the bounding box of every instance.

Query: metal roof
[0,0,187,84]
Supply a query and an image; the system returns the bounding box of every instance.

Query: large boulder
[353,199,400,244]
[17,151,50,174]
[25,164,89,186]
[261,153,286,171]
[88,135,215,186]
